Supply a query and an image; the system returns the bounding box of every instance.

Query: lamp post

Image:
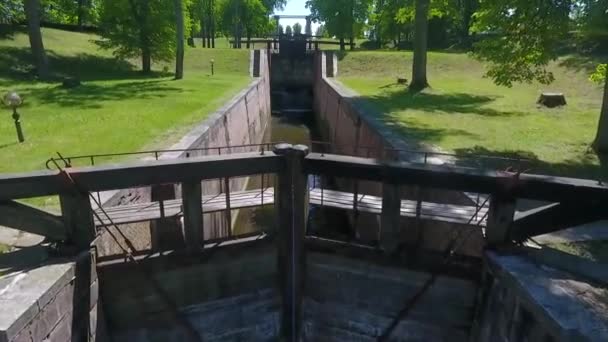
[2,91,24,143]
[211,59,215,76]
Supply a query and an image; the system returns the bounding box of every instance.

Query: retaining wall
[96,50,272,256]
[312,52,483,255]
[0,251,107,342]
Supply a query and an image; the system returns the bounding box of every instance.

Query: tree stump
[537,92,567,108]
[397,78,408,85]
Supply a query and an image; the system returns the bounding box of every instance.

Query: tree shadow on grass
[20,79,187,109]
[451,145,607,181]
[359,87,527,117]
[0,47,169,83]
[558,54,604,74]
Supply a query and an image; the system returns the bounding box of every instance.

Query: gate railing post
[486,193,516,246]
[380,173,401,254]
[274,143,309,342]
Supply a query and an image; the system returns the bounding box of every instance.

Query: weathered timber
[510,202,607,242]
[304,153,608,202]
[181,181,204,252]
[485,195,516,246]
[60,191,96,249]
[274,144,308,341]
[380,181,401,254]
[0,153,281,200]
[94,187,488,230]
[0,200,66,240]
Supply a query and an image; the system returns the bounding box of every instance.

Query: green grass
[0,27,251,176]
[338,51,606,180]
[546,241,608,264]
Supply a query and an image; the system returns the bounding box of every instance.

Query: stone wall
[304,252,478,341]
[99,240,279,341]
[471,251,608,342]
[312,52,483,254]
[0,251,107,342]
[96,50,272,256]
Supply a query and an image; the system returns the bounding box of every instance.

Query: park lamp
[2,91,25,143]
[211,58,215,76]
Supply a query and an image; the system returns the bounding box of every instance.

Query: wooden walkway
[94,188,487,227]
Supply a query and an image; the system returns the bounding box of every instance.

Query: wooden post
[151,184,181,250]
[380,181,401,254]
[273,143,309,342]
[486,194,516,246]
[60,191,95,250]
[181,181,203,252]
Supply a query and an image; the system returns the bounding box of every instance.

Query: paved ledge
[487,251,608,341]
[0,261,74,342]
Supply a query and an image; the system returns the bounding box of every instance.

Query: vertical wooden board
[181,181,203,252]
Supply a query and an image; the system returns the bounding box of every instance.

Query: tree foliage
[0,0,23,24]
[471,0,571,87]
[97,0,183,72]
[285,24,292,37]
[292,22,302,35]
[306,0,371,49]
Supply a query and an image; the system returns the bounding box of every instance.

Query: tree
[24,0,50,80]
[592,64,608,152]
[42,0,101,28]
[278,23,284,36]
[285,24,292,37]
[471,0,608,154]
[292,22,302,35]
[307,0,371,50]
[305,19,312,36]
[410,0,430,90]
[315,24,327,37]
[218,0,272,48]
[174,0,185,79]
[97,0,176,73]
[1,0,23,24]
[472,0,571,87]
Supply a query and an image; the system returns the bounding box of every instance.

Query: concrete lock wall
[312,52,483,256]
[0,251,108,342]
[99,241,280,341]
[96,50,272,257]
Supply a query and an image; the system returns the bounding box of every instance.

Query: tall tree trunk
[77,0,85,30]
[410,0,430,91]
[593,70,608,153]
[24,0,49,80]
[201,17,207,48]
[142,47,151,73]
[174,0,184,79]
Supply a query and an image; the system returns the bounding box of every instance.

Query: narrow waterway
[234,109,352,239]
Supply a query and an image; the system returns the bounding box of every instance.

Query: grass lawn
[338,51,606,180]
[546,241,608,264]
[0,27,251,177]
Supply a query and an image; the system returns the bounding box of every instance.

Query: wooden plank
[304,153,608,203]
[60,192,96,249]
[380,182,401,254]
[181,181,203,252]
[510,202,607,242]
[94,189,275,226]
[0,153,281,200]
[0,200,67,240]
[93,187,488,228]
[486,195,516,245]
[273,144,308,341]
